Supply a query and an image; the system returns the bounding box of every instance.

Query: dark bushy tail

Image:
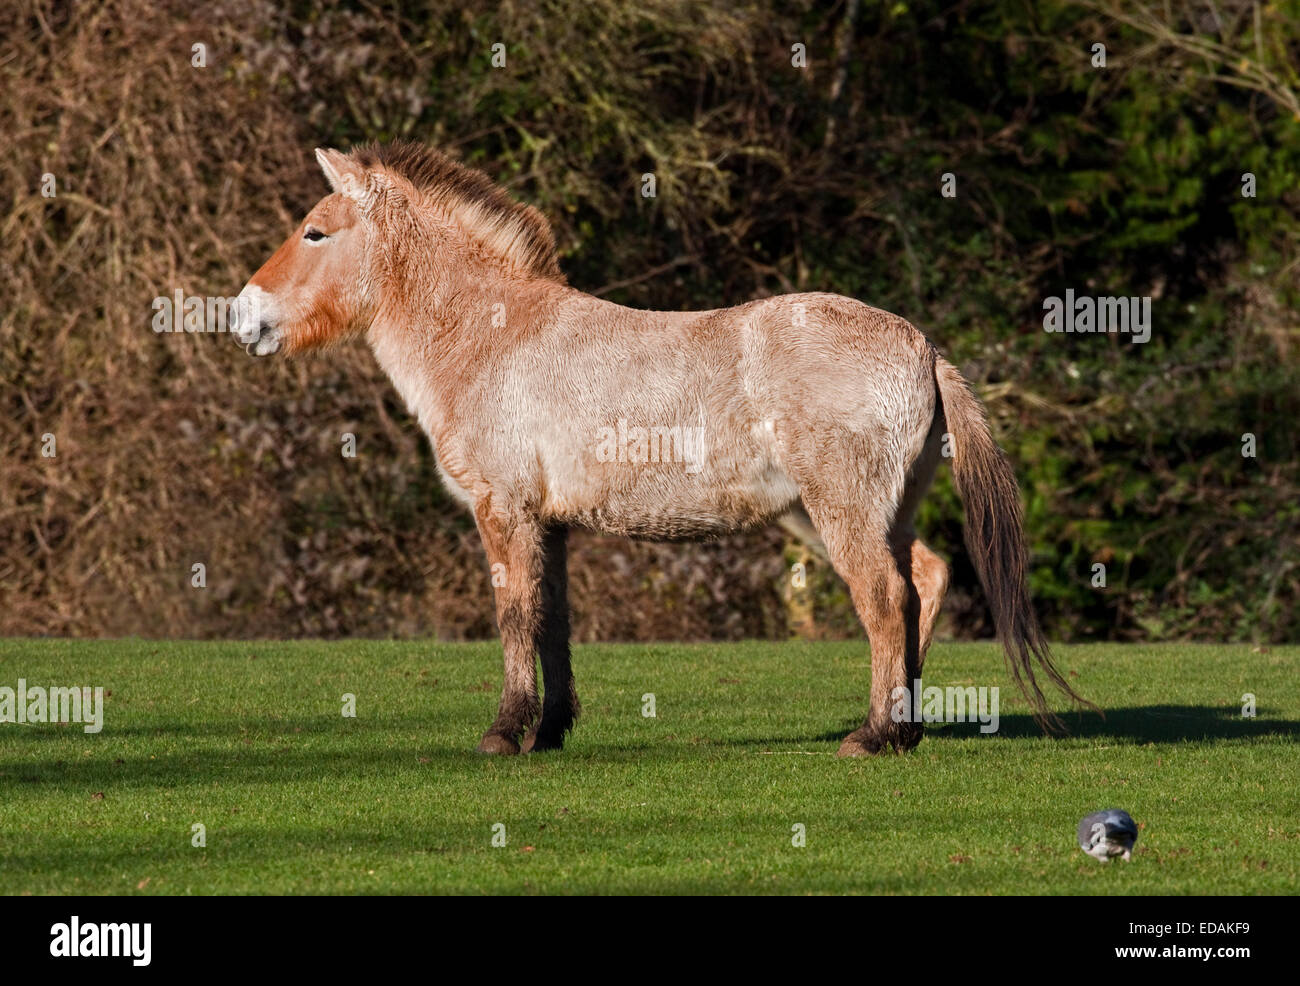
[934,355,1097,731]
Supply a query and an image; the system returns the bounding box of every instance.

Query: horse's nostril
[259,321,274,336]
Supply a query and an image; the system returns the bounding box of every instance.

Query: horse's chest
[370,342,477,509]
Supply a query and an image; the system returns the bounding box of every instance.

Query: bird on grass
[1078,809,1138,862]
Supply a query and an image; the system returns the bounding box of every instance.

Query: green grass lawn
[0,639,1295,895]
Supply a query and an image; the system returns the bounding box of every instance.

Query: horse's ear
[316,148,356,190]
[316,147,396,211]
[315,147,381,205]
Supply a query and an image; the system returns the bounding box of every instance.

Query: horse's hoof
[521,729,564,754]
[888,721,924,752]
[837,734,884,757]
[837,723,923,757]
[476,733,520,755]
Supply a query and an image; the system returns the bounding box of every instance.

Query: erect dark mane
[353,140,564,282]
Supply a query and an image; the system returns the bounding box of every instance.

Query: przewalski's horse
[231,141,1089,756]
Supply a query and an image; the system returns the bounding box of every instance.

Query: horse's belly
[561,458,800,540]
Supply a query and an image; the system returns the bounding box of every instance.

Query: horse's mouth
[241,326,282,357]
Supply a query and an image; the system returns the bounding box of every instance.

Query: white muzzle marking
[229,285,283,356]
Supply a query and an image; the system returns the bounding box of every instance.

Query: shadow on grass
[4,707,1294,788]
[1,713,450,741]
[803,705,1299,745]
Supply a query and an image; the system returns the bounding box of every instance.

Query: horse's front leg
[473,501,543,755]
[522,526,578,753]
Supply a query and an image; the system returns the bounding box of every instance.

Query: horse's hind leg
[896,536,948,673]
[887,413,947,675]
[799,466,921,754]
[522,526,579,753]
[835,526,922,755]
[794,405,946,754]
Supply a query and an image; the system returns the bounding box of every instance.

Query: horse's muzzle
[229,287,282,356]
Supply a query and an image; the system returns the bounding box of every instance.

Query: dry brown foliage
[0,0,793,640]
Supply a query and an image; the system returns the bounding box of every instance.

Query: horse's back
[528,290,937,536]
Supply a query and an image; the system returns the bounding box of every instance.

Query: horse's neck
[365,260,559,440]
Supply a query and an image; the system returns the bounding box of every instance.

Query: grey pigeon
[1078,809,1138,862]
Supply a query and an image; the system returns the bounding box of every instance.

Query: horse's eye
[303,228,326,242]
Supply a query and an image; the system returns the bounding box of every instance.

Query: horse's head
[230,148,381,356]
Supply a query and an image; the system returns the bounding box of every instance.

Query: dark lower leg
[523,527,579,752]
